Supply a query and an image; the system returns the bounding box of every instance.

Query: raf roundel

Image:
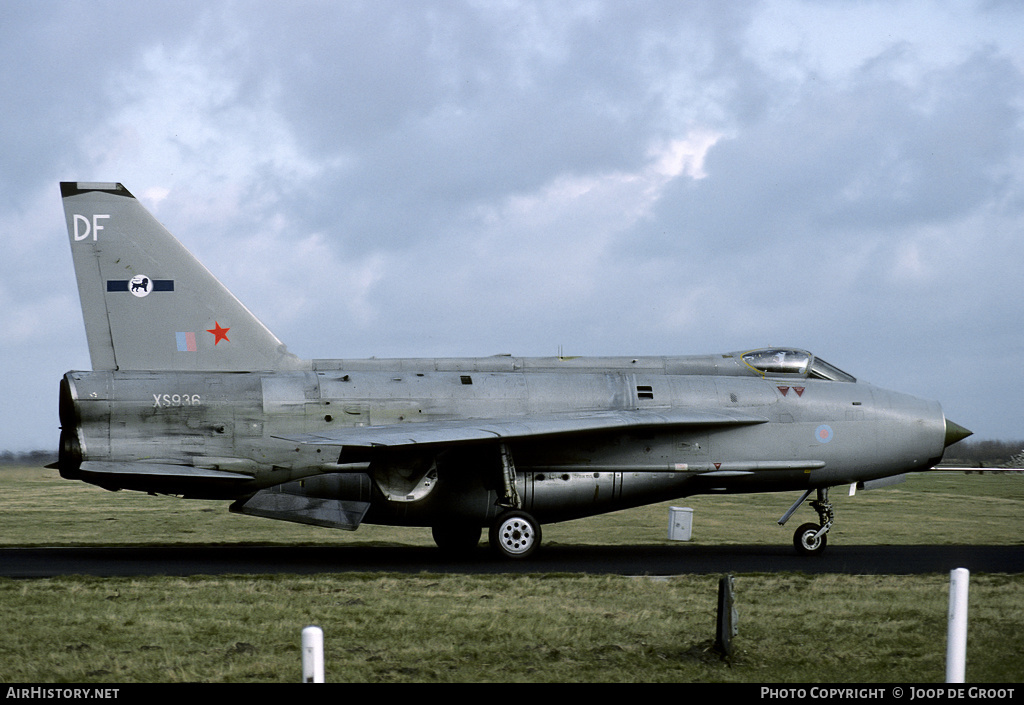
[815,424,834,444]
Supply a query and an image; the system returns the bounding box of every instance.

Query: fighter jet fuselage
[56,183,970,558]
[59,352,954,524]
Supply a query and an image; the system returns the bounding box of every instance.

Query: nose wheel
[793,522,828,555]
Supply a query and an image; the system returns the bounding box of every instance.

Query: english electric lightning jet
[56,182,972,559]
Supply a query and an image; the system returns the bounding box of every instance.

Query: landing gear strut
[487,444,542,559]
[780,487,834,556]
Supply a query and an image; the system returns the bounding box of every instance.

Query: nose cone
[944,419,972,448]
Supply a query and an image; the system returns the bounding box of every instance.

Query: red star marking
[206,321,230,345]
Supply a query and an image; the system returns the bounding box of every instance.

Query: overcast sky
[2,0,1022,451]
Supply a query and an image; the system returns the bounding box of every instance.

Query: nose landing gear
[780,487,834,556]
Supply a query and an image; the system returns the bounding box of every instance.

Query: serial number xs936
[153,393,202,408]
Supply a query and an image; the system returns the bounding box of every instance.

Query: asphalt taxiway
[2,543,1021,578]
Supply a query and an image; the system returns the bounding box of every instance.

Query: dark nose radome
[944,419,972,448]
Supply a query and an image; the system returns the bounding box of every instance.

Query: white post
[302,626,324,683]
[946,568,969,683]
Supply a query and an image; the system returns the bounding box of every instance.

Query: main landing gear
[487,443,541,560]
[430,443,542,560]
[779,487,835,556]
[489,509,541,560]
[431,523,483,554]
[430,510,542,560]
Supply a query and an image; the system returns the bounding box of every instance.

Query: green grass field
[1,467,1022,683]
[2,466,1021,548]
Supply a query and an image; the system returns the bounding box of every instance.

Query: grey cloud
[1,1,1023,450]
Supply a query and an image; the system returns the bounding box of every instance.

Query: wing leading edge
[276,408,768,448]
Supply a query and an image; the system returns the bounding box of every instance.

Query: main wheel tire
[489,510,541,560]
[793,522,828,556]
[432,524,482,554]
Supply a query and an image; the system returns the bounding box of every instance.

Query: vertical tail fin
[61,182,305,371]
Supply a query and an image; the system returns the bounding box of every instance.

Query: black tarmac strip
[1,544,1021,578]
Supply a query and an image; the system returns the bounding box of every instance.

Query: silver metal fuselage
[60,351,949,528]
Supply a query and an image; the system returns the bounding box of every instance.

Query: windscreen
[808,356,856,382]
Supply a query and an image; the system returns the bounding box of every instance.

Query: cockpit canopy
[741,348,856,382]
